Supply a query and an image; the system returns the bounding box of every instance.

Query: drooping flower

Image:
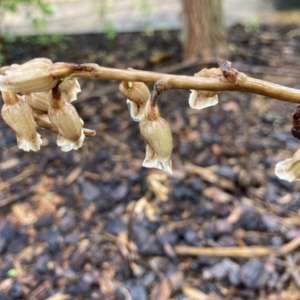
[139,96,173,174]
[25,79,81,112]
[119,81,150,121]
[189,67,222,110]
[0,58,58,93]
[60,78,81,102]
[1,91,42,151]
[48,84,84,152]
[275,149,300,182]
[25,89,52,112]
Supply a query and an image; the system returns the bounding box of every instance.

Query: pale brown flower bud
[48,86,84,152]
[139,99,173,174]
[119,81,150,121]
[0,58,58,93]
[25,79,81,112]
[189,68,222,110]
[275,149,300,182]
[1,91,42,151]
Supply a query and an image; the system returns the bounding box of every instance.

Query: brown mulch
[1,24,300,299]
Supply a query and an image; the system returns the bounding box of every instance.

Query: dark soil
[1,24,300,299]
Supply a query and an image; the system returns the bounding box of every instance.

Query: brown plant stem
[49,60,300,104]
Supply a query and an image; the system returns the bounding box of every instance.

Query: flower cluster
[119,68,222,174]
[0,58,94,152]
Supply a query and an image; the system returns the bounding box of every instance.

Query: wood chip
[203,186,232,203]
[46,294,71,300]
[0,157,20,170]
[182,286,209,300]
[63,166,82,185]
[185,162,218,183]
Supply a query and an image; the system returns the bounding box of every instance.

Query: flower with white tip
[119,81,150,121]
[139,96,173,174]
[1,91,42,151]
[189,67,222,110]
[48,84,84,152]
[60,78,81,102]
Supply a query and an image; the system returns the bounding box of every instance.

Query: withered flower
[1,91,42,151]
[0,58,58,93]
[189,68,222,110]
[48,84,84,152]
[139,94,173,174]
[119,81,150,121]
[275,149,300,182]
[25,89,52,112]
[60,78,81,102]
[25,79,81,112]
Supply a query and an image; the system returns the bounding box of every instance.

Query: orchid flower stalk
[1,58,300,179]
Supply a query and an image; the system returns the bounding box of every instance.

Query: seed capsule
[292,106,300,128]
[291,127,300,140]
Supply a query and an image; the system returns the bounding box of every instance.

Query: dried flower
[275,149,300,182]
[119,81,150,121]
[25,89,52,112]
[48,85,84,152]
[1,91,42,151]
[139,96,173,174]
[0,58,58,93]
[25,79,81,112]
[189,68,222,110]
[60,78,81,102]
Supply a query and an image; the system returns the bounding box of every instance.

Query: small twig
[0,165,36,192]
[174,236,300,258]
[286,254,300,288]
[0,189,33,208]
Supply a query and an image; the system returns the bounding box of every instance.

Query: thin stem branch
[49,60,300,104]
